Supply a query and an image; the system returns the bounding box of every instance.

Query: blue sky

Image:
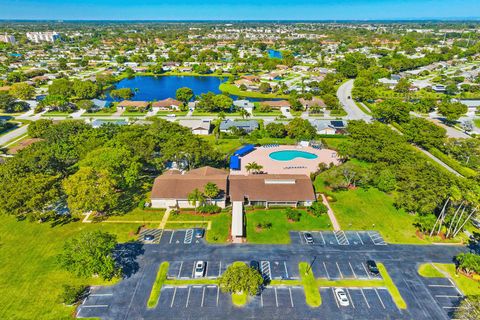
[0,0,479,20]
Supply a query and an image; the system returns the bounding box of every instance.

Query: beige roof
[178,119,211,131]
[151,98,182,108]
[299,97,326,108]
[229,174,315,202]
[260,100,291,108]
[117,100,149,108]
[151,166,228,200]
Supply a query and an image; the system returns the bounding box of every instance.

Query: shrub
[256,222,272,229]
[285,208,301,222]
[61,285,88,305]
[455,253,480,275]
[197,204,221,214]
[308,201,328,217]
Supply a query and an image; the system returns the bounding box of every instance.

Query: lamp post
[306,255,317,275]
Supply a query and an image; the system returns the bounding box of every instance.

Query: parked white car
[194,261,206,278]
[335,288,350,306]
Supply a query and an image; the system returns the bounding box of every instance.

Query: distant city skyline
[0,0,479,21]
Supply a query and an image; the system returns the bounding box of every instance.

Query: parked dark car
[194,228,205,238]
[366,260,379,275]
[250,260,260,273]
[144,234,155,241]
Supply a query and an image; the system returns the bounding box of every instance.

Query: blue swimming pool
[269,150,318,161]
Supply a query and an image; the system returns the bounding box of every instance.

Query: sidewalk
[320,194,341,231]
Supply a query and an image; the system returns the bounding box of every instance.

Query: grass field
[246,209,332,244]
[147,262,169,308]
[219,83,288,99]
[474,119,480,129]
[0,215,143,320]
[299,262,322,307]
[167,212,231,243]
[423,264,480,296]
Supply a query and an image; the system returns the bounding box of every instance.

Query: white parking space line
[90,293,113,296]
[346,289,355,308]
[284,262,289,279]
[298,232,304,244]
[82,304,109,308]
[184,229,193,244]
[218,261,222,277]
[260,291,264,307]
[443,306,460,309]
[169,231,175,244]
[205,261,209,277]
[177,261,183,278]
[362,263,371,279]
[186,286,191,307]
[428,284,455,288]
[360,289,370,308]
[336,262,343,278]
[289,288,294,307]
[191,262,196,278]
[201,287,205,307]
[332,288,339,308]
[374,289,386,309]
[323,262,330,279]
[261,261,271,281]
[170,287,177,307]
[319,232,326,245]
[216,286,220,307]
[348,262,357,278]
[275,287,279,307]
[356,232,364,245]
[435,295,463,298]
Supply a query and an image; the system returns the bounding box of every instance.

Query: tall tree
[188,188,205,213]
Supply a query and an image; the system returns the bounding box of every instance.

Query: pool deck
[230,145,340,176]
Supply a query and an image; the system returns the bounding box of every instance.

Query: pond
[108,75,226,101]
[107,75,281,102]
[268,49,283,59]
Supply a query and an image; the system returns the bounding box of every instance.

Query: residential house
[178,119,211,135]
[219,119,259,133]
[151,98,183,112]
[117,100,150,111]
[299,97,326,109]
[312,120,346,135]
[229,174,316,207]
[150,166,228,209]
[260,100,291,109]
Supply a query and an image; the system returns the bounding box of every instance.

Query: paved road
[337,79,371,121]
[77,231,468,320]
[0,125,28,147]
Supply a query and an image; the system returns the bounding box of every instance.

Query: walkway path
[158,207,172,229]
[280,107,293,119]
[320,194,341,231]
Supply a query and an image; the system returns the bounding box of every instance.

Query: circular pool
[269,150,318,161]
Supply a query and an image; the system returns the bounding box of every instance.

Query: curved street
[336,79,371,121]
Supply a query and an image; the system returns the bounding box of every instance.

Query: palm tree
[203,182,219,204]
[188,188,205,213]
[245,162,263,174]
[239,108,250,119]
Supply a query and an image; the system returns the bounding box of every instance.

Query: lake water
[108,75,225,101]
[108,75,280,102]
[268,49,282,59]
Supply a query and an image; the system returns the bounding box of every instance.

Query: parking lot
[138,229,206,245]
[422,277,463,318]
[290,230,387,246]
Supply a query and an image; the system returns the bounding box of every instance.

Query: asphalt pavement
[77,230,467,320]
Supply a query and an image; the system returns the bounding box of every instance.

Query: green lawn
[418,263,445,278]
[147,262,169,308]
[252,110,282,116]
[219,83,288,99]
[474,119,480,129]
[429,264,480,296]
[317,185,423,244]
[0,215,143,320]
[167,212,231,243]
[102,208,165,222]
[192,110,241,116]
[299,262,322,307]
[246,209,332,244]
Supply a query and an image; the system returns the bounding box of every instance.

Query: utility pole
[306,256,317,274]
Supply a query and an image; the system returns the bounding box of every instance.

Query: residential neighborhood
[0,11,479,320]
